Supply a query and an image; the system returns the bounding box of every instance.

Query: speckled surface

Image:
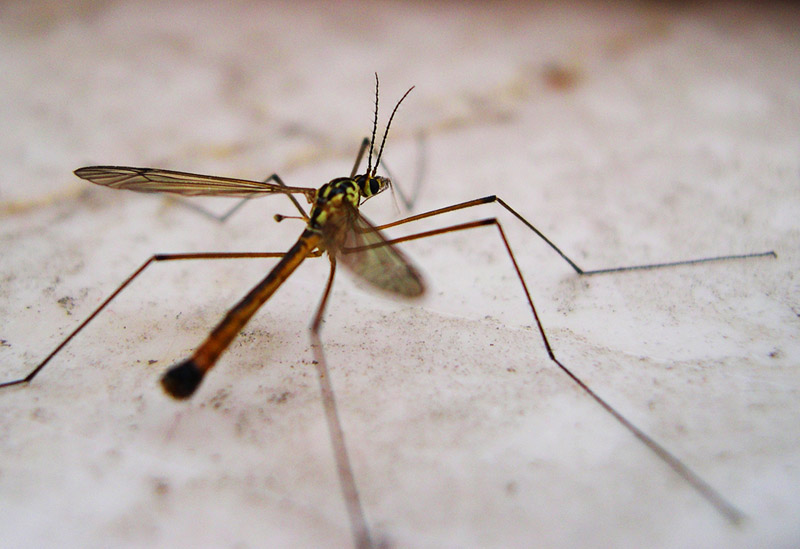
[1,2,798,547]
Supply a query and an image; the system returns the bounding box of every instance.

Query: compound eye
[369,178,380,196]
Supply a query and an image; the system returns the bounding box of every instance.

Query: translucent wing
[74,166,315,200]
[334,209,425,298]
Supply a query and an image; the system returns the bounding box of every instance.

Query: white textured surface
[1,2,798,548]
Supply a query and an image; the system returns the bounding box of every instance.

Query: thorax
[308,177,361,242]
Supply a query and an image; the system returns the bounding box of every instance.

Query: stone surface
[1,2,798,547]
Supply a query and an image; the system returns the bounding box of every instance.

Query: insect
[1,75,776,548]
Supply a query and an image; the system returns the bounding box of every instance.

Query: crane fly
[0,75,777,549]
[72,91,424,399]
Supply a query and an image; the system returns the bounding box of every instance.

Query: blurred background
[1,2,798,547]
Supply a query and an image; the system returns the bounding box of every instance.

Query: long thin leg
[177,173,310,223]
[240,140,373,226]
[350,137,370,179]
[179,136,409,224]
[357,217,746,524]
[380,129,427,211]
[0,250,315,389]
[374,195,776,274]
[177,195,252,223]
[309,259,372,549]
[225,138,369,222]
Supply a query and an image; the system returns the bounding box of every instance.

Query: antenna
[366,73,380,177]
[372,85,414,177]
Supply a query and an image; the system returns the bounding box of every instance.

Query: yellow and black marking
[162,172,421,398]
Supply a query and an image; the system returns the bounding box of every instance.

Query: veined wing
[335,209,425,298]
[74,166,316,200]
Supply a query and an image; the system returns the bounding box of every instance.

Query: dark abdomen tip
[161,359,204,399]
